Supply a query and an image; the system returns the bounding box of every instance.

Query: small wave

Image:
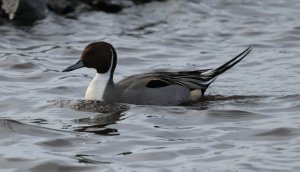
[206,109,258,118]
[10,62,38,70]
[0,119,65,138]
[199,95,266,102]
[255,127,296,137]
[274,94,300,101]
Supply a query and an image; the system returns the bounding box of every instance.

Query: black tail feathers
[203,46,252,79]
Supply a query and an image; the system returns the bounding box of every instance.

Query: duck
[63,42,252,105]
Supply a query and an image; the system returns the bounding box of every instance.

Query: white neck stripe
[84,48,114,101]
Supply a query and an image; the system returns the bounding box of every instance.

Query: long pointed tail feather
[203,46,252,79]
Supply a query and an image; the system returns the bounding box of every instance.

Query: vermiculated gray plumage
[117,46,252,94]
[63,42,252,106]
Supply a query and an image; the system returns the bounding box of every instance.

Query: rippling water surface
[0,0,300,171]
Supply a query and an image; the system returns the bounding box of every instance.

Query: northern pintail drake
[63,42,252,106]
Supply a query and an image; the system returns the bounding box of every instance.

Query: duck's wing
[118,47,252,92]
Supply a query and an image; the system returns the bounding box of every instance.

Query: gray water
[0,0,300,171]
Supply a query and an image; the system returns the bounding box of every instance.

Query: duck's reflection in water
[74,111,124,136]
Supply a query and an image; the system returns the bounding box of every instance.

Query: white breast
[85,73,110,101]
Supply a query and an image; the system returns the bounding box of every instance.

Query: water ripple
[0,0,299,171]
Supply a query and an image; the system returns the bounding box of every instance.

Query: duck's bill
[62,60,84,72]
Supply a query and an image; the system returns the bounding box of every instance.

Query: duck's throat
[85,73,111,101]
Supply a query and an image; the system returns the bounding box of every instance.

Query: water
[0,0,299,171]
